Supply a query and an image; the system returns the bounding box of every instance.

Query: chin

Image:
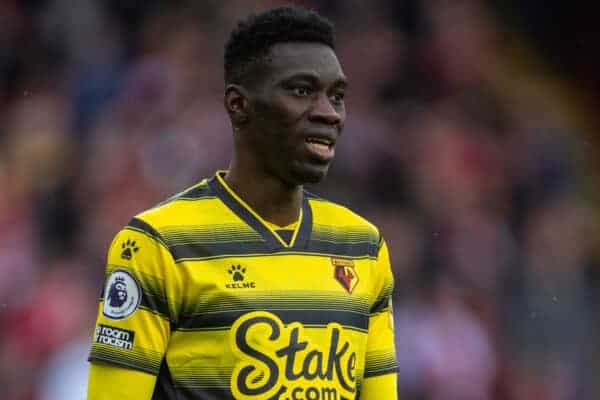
[290,164,330,185]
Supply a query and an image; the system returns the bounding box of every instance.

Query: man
[87,6,398,399]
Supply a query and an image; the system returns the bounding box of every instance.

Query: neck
[224,164,303,227]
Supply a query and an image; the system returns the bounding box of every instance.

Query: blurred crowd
[1,1,598,399]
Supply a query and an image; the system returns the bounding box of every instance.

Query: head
[108,279,128,307]
[224,6,347,186]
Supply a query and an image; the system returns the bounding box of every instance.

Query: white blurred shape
[38,337,91,400]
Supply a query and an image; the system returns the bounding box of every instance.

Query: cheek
[250,97,306,158]
[255,95,304,128]
[256,115,298,147]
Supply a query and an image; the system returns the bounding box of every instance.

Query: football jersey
[88,171,398,400]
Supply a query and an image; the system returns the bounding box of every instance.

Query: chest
[174,255,372,330]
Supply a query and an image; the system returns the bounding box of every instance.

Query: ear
[225,84,249,127]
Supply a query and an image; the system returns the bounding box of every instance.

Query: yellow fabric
[260,209,299,246]
[217,173,303,248]
[88,362,156,399]
[361,372,398,399]
[264,219,299,231]
[87,172,398,399]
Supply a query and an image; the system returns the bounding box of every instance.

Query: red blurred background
[1,1,598,399]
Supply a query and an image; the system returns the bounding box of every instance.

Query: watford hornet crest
[332,258,359,293]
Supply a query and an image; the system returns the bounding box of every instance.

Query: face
[238,42,347,186]
[116,283,127,300]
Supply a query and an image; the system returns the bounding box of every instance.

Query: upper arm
[361,239,398,399]
[87,218,178,397]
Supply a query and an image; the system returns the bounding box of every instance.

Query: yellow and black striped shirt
[89,171,397,399]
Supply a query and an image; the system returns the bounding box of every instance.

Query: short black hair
[224,6,335,84]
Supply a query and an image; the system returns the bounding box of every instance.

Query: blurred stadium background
[1,1,599,399]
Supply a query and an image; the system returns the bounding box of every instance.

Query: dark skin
[224,42,347,226]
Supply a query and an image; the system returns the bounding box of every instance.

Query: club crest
[332,258,359,293]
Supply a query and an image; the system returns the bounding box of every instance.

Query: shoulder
[306,191,381,241]
[123,178,220,241]
[136,178,214,223]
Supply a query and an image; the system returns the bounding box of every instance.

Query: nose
[309,93,342,126]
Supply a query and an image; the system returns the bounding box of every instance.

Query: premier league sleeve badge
[102,269,142,320]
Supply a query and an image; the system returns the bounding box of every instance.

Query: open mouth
[305,136,334,148]
[305,136,335,161]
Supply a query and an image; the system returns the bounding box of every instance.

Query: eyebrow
[280,72,348,88]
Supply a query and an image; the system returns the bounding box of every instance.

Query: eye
[330,92,345,105]
[292,86,312,97]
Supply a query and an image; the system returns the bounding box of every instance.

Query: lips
[306,136,334,146]
[304,134,336,162]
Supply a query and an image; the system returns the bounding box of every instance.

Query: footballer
[87,6,398,399]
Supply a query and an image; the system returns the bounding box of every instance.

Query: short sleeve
[88,217,176,377]
[361,239,398,399]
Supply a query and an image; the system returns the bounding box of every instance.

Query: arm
[88,362,156,399]
[87,218,177,399]
[361,239,398,399]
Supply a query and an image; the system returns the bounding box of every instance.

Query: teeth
[306,137,332,146]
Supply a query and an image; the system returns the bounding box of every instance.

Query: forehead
[262,42,345,83]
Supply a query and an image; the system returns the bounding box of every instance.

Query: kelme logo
[226,265,256,289]
[230,311,357,400]
[120,239,139,260]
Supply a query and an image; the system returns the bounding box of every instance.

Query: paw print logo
[228,265,246,281]
[120,239,139,260]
